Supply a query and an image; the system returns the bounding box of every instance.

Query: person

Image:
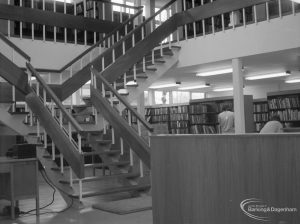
[259,114,283,133]
[218,105,235,134]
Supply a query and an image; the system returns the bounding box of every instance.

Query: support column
[232,58,245,133]
[148,90,155,106]
[137,92,145,117]
[134,0,142,25]
[145,0,155,35]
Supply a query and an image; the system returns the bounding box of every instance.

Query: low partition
[151,134,300,224]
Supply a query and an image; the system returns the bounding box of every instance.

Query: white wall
[177,13,300,68]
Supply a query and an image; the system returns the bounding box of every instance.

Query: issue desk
[0,157,39,219]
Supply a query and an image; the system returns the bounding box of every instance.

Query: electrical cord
[20,165,74,216]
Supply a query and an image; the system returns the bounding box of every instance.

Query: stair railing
[91,67,153,177]
[0,32,31,117]
[1,0,142,45]
[26,62,86,201]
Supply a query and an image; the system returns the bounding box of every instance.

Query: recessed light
[245,71,290,80]
[213,87,233,92]
[285,78,300,83]
[196,68,233,77]
[178,84,210,90]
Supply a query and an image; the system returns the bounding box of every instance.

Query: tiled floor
[0,177,153,224]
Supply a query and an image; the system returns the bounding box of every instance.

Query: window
[155,91,169,105]
[172,91,190,104]
[191,92,205,100]
[112,0,135,14]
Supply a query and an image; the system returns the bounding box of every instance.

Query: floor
[0,175,153,224]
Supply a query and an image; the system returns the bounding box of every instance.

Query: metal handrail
[26,62,84,133]
[91,67,154,132]
[0,32,31,61]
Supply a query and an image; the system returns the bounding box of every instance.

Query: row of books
[190,125,217,134]
[255,122,266,132]
[170,121,189,129]
[189,104,209,114]
[254,113,269,122]
[169,106,189,114]
[270,110,300,122]
[268,96,300,109]
[170,128,189,134]
[253,103,268,112]
[216,102,233,113]
[145,107,169,116]
[146,114,169,123]
[189,115,212,124]
[170,114,189,121]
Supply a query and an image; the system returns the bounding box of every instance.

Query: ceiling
[150,47,300,92]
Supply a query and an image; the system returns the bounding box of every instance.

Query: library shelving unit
[267,89,300,128]
[145,106,170,133]
[169,104,189,134]
[189,95,254,134]
[253,99,269,132]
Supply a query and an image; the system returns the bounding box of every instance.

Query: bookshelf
[189,95,254,133]
[253,99,269,132]
[169,105,189,134]
[145,106,170,133]
[267,90,300,128]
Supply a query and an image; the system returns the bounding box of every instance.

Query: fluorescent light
[149,83,180,89]
[178,84,210,90]
[85,80,91,85]
[30,76,36,81]
[291,0,300,4]
[55,0,73,3]
[196,68,233,77]
[246,72,290,80]
[285,78,300,83]
[213,87,233,92]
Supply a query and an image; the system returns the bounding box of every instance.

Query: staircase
[0,0,269,210]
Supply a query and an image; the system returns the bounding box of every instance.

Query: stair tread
[86,139,112,144]
[71,184,151,198]
[9,111,29,115]
[60,172,140,184]
[85,161,130,168]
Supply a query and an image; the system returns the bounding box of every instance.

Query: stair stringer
[25,92,85,179]
[125,48,180,104]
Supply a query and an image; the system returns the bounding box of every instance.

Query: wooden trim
[26,63,83,133]
[0,4,121,33]
[91,87,150,168]
[0,53,31,95]
[96,0,143,10]
[25,92,85,178]
[91,67,153,132]
[0,32,31,62]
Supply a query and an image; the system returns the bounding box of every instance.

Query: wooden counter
[151,134,300,224]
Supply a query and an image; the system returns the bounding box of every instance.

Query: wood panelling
[151,134,300,224]
[91,87,150,168]
[25,92,84,178]
[0,53,30,95]
[0,4,120,33]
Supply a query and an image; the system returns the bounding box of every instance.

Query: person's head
[270,114,281,122]
[222,105,231,112]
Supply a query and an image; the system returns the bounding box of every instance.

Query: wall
[177,14,300,68]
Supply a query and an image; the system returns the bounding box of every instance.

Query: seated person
[260,115,283,133]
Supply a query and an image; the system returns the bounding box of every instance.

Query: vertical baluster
[84,0,87,45]
[42,0,45,41]
[69,168,73,187]
[74,1,77,44]
[64,0,67,43]
[50,100,55,160]
[31,0,34,40]
[59,110,64,173]
[120,5,123,23]
[211,0,215,34]
[159,13,163,54]
[7,0,10,37]
[254,5,257,24]
[77,134,82,153]
[93,1,96,44]
[266,2,270,22]
[150,22,155,64]
[101,81,107,134]
[292,0,295,15]
[232,11,235,29]
[52,142,55,160]
[54,0,57,43]
[242,8,246,27]
[278,0,282,18]
[192,0,196,38]
[183,0,187,40]
[137,120,144,177]
[221,14,225,32]
[201,0,205,36]
[78,180,83,202]
[141,27,146,72]
[12,85,15,113]
[43,89,47,148]
[167,7,172,48]
[123,73,127,88]
[20,0,22,39]
[128,110,133,166]
[102,3,105,47]
[175,1,179,43]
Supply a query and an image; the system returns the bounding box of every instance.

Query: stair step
[59,172,140,184]
[70,184,151,198]
[145,67,157,71]
[85,161,130,168]
[171,45,181,50]
[86,139,112,145]
[9,111,29,115]
[82,149,121,156]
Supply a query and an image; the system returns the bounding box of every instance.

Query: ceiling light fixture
[291,0,300,4]
[178,84,210,90]
[126,80,137,86]
[213,87,233,92]
[285,78,300,83]
[245,71,291,80]
[196,68,233,77]
[149,82,181,89]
